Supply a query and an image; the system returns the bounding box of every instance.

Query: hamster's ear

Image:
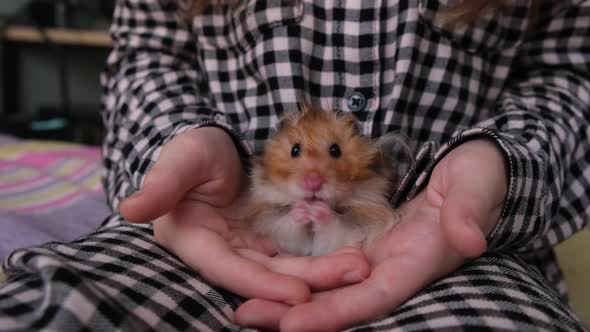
[373,133,415,185]
[276,110,300,131]
[376,133,414,167]
[297,102,314,115]
[336,111,361,135]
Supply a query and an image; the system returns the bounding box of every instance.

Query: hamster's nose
[303,172,324,192]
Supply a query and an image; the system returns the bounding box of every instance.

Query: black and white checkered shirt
[1,0,589,330]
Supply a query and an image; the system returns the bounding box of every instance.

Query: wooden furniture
[1,25,112,114]
[3,25,111,47]
[1,25,111,144]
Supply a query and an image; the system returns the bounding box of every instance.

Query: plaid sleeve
[411,1,590,252]
[100,0,251,210]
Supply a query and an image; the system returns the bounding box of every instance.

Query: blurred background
[0,0,115,145]
[0,1,116,265]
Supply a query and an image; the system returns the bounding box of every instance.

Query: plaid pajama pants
[0,219,586,331]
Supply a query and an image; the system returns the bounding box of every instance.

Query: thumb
[439,185,489,258]
[119,163,198,223]
[119,131,216,223]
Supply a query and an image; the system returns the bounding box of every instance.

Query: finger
[119,129,227,223]
[439,185,488,258]
[169,224,310,305]
[119,164,195,223]
[280,252,461,332]
[235,299,290,331]
[237,247,370,291]
[281,261,417,332]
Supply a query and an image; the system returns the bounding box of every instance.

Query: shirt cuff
[400,127,546,252]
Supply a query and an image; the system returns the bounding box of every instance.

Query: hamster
[242,105,400,256]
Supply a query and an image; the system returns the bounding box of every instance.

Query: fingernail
[128,190,144,200]
[342,271,363,284]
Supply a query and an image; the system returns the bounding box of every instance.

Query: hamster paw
[291,200,312,224]
[308,200,334,225]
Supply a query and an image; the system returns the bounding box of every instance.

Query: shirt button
[347,92,367,112]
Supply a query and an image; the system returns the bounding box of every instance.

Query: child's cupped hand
[236,139,509,332]
[118,127,370,307]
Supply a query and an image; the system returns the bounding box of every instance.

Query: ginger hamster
[244,105,400,256]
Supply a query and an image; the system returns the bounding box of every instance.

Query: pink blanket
[0,135,111,260]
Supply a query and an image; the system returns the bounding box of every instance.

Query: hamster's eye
[291,143,301,158]
[329,144,341,158]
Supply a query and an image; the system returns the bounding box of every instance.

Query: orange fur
[260,105,381,189]
[246,105,399,255]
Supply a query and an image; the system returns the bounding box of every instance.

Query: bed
[0,134,110,262]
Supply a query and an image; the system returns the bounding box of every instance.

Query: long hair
[176,0,206,16]
[439,0,539,29]
[179,0,537,26]
[440,0,510,25]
